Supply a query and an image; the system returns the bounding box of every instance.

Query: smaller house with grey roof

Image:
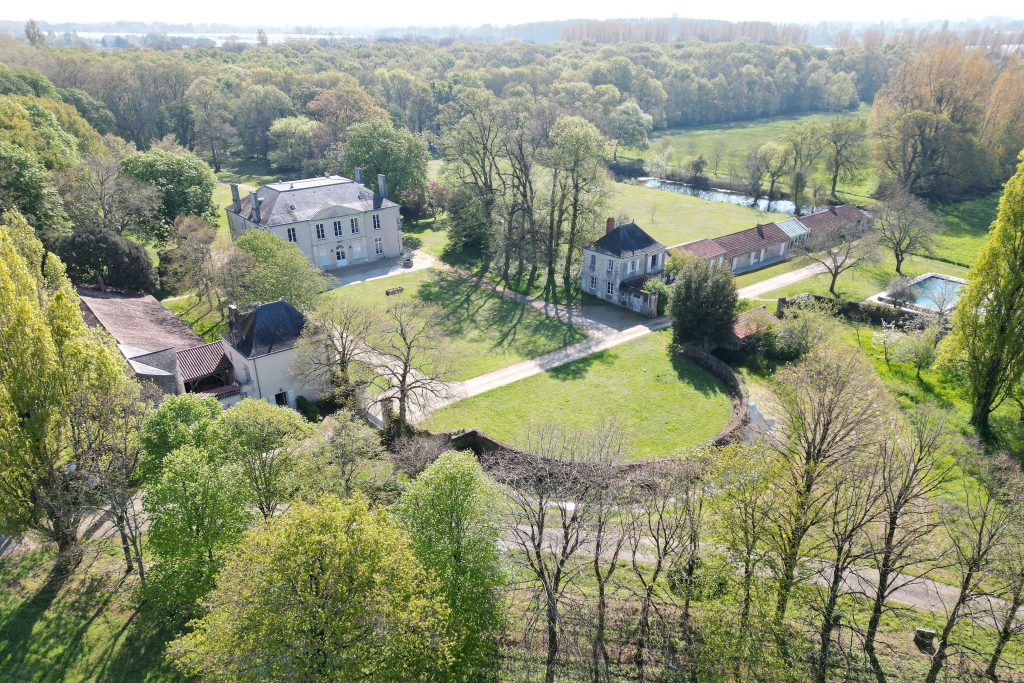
[582,218,666,316]
[78,285,313,410]
[226,172,403,271]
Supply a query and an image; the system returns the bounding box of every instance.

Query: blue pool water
[911,276,963,310]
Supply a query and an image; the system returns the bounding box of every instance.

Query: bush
[58,225,157,292]
[295,395,321,422]
[768,298,836,360]
[670,256,737,348]
[644,277,670,315]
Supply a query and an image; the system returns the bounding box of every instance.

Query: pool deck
[865,272,966,313]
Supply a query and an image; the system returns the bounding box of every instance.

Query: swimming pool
[910,275,963,310]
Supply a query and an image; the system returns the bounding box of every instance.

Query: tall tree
[670,255,738,348]
[939,154,1024,435]
[267,115,320,172]
[396,451,505,680]
[57,225,157,292]
[233,84,293,160]
[120,147,218,233]
[233,229,328,311]
[874,187,939,274]
[336,118,428,203]
[0,209,137,569]
[785,121,825,215]
[214,398,312,521]
[139,393,221,482]
[766,347,888,628]
[608,100,652,158]
[185,77,237,173]
[823,117,867,199]
[169,496,453,681]
[801,220,879,296]
[292,298,374,410]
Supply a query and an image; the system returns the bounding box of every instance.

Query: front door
[274,391,288,406]
[352,242,363,261]
[335,246,347,267]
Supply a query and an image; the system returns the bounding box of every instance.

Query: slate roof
[588,222,664,258]
[77,286,203,353]
[798,205,871,234]
[775,217,809,239]
[711,223,790,259]
[235,176,399,227]
[225,300,306,359]
[672,239,727,260]
[176,341,232,383]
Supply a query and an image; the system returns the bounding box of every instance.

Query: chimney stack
[606,217,615,234]
[229,183,241,212]
[227,304,239,333]
[377,174,388,200]
[354,167,363,184]
[250,192,262,224]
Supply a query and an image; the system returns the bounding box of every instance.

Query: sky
[7,0,1024,29]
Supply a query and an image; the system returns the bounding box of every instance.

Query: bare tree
[718,442,777,630]
[585,426,629,683]
[874,189,940,275]
[924,482,1010,683]
[743,148,767,201]
[766,347,889,629]
[293,299,375,409]
[863,407,954,661]
[493,425,601,683]
[80,383,151,581]
[983,457,1024,680]
[710,140,726,176]
[369,302,452,436]
[823,117,867,200]
[812,457,883,683]
[925,278,960,327]
[801,222,880,297]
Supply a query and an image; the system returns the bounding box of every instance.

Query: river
[639,177,822,215]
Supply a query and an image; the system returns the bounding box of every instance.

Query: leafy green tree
[823,116,867,199]
[940,153,1024,435]
[169,496,453,682]
[57,87,116,134]
[338,118,428,202]
[185,77,237,173]
[234,84,293,160]
[214,398,312,521]
[57,225,157,292]
[24,19,45,47]
[234,229,328,311]
[144,445,253,626]
[268,115,321,171]
[120,147,217,234]
[290,410,384,501]
[608,99,653,158]
[396,451,505,679]
[0,140,70,247]
[139,393,221,482]
[0,209,136,568]
[670,255,738,348]
[896,325,940,379]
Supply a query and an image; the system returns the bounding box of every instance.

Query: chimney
[354,167,363,184]
[756,223,764,238]
[250,192,262,224]
[227,304,239,334]
[229,183,241,212]
[606,217,615,234]
[377,174,388,200]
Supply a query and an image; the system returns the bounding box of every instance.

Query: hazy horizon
[4,0,1024,32]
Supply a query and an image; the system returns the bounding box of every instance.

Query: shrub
[295,395,321,422]
[644,277,670,315]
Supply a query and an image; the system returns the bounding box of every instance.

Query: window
[750,250,759,264]
[606,258,613,272]
[333,220,343,237]
[651,253,659,269]
[779,243,786,257]
[590,275,597,290]
[606,281,614,295]
[628,260,637,274]
[589,254,596,270]
[286,227,297,243]
[731,257,738,270]
[315,223,325,240]
[372,213,381,230]
[350,217,360,234]
[374,237,384,255]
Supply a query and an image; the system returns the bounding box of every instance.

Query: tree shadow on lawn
[547,345,617,381]
[936,194,998,242]
[416,271,586,355]
[668,348,733,400]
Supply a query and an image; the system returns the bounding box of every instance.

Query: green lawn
[932,193,999,267]
[402,216,449,258]
[758,253,968,302]
[422,330,733,459]
[621,104,877,201]
[610,181,788,247]
[325,269,586,381]
[0,547,181,682]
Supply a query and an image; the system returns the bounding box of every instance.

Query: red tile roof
[672,239,726,260]
[798,205,872,234]
[711,223,790,260]
[176,341,232,383]
[732,306,769,340]
[76,286,203,353]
